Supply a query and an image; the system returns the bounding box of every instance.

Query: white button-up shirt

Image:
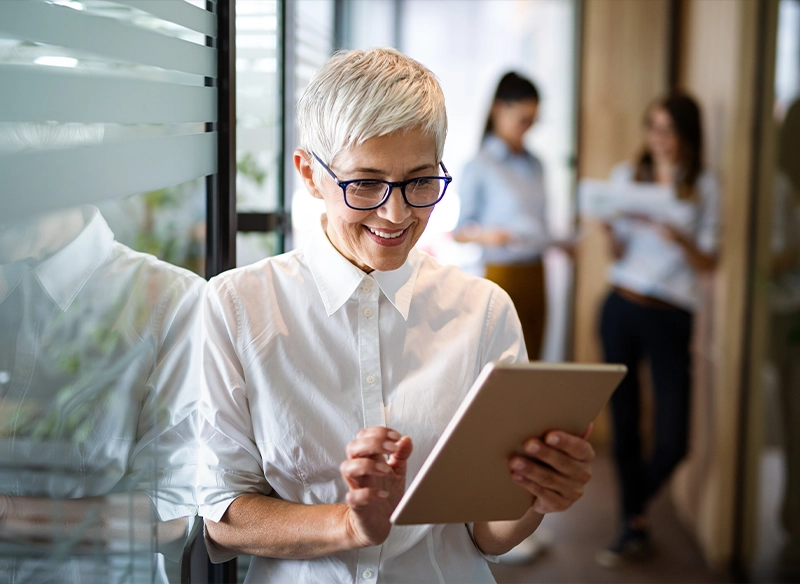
[199,217,526,583]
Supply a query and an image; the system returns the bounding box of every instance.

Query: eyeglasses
[311,152,452,211]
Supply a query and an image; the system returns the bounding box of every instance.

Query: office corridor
[491,453,733,583]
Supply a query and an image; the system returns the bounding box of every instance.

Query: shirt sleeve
[455,158,485,230]
[198,276,272,523]
[481,285,528,376]
[466,284,526,562]
[130,273,203,524]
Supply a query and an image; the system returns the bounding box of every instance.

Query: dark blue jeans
[600,290,693,522]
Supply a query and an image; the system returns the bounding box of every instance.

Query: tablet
[390,361,627,525]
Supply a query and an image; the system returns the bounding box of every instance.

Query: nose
[377,185,412,224]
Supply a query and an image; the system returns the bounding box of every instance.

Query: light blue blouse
[456,134,551,265]
[607,162,721,311]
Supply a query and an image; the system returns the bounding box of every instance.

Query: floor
[490,453,734,584]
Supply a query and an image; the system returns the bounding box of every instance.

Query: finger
[355,427,402,441]
[346,434,402,460]
[345,487,390,510]
[510,456,588,495]
[512,476,574,514]
[340,458,391,483]
[581,423,594,440]
[522,437,591,477]
[540,431,596,463]
[387,436,413,467]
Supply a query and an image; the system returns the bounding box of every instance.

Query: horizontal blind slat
[0,66,216,124]
[2,132,217,220]
[0,2,215,77]
[114,0,217,37]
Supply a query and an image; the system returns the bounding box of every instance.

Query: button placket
[358,277,385,429]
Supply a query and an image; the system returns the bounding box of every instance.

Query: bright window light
[34,56,78,68]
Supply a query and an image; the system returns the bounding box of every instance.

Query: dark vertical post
[666,0,683,90]
[207,0,237,278]
[334,0,350,50]
[278,0,294,253]
[732,0,771,579]
[393,0,404,50]
[197,1,237,582]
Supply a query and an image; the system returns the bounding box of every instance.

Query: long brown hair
[634,93,703,200]
[482,72,540,139]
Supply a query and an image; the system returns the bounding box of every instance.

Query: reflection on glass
[98,177,207,278]
[0,205,202,582]
[768,97,800,580]
[755,2,800,579]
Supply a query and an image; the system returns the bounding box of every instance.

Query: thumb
[388,436,413,467]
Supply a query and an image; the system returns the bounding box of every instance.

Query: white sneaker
[497,527,554,565]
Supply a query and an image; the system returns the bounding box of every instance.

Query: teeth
[368,227,404,239]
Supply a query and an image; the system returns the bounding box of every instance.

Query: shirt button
[365,375,376,385]
[363,308,374,318]
[361,280,373,293]
[362,569,374,579]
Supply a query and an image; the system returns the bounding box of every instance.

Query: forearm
[205,493,357,560]
[676,236,716,272]
[472,506,544,556]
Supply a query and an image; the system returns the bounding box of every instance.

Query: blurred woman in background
[454,72,558,361]
[597,93,720,567]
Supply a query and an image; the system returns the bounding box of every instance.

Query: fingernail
[512,459,526,471]
[376,463,390,473]
[387,430,401,440]
[378,490,389,498]
[512,473,525,483]
[546,434,560,446]
[383,441,398,452]
[526,441,540,454]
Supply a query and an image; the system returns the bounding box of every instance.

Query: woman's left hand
[508,426,595,514]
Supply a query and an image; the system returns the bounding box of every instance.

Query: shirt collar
[304,214,421,321]
[33,206,114,311]
[483,132,531,162]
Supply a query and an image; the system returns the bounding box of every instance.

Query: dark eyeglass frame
[311,152,453,211]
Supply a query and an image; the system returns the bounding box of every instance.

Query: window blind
[0,0,218,222]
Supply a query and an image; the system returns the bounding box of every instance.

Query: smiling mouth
[366,226,406,239]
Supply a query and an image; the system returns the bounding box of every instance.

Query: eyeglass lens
[345,178,447,209]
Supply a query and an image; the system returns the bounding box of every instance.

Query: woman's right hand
[601,221,626,259]
[340,427,413,548]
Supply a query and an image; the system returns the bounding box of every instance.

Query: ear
[294,149,324,200]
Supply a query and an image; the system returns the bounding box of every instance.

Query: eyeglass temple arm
[311,152,339,181]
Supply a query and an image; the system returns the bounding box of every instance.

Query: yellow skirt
[485,260,546,360]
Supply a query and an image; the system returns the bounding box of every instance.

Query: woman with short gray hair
[199,47,594,583]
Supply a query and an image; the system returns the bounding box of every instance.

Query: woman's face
[645,106,680,163]
[295,127,438,273]
[491,98,538,150]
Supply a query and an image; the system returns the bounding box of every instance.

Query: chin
[367,252,408,272]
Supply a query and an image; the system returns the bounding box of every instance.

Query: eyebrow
[346,163,438,177]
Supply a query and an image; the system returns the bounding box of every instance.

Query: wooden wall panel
[574,0,670,446]
[668,0,772,570]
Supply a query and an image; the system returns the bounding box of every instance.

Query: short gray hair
[297,47,447,167]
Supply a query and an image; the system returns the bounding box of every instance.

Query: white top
[199,216,526,584]
[456,134,551,265]
[606,163,721,310]
[0,207,202,580]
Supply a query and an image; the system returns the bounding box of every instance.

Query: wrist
[339,505,369,551]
